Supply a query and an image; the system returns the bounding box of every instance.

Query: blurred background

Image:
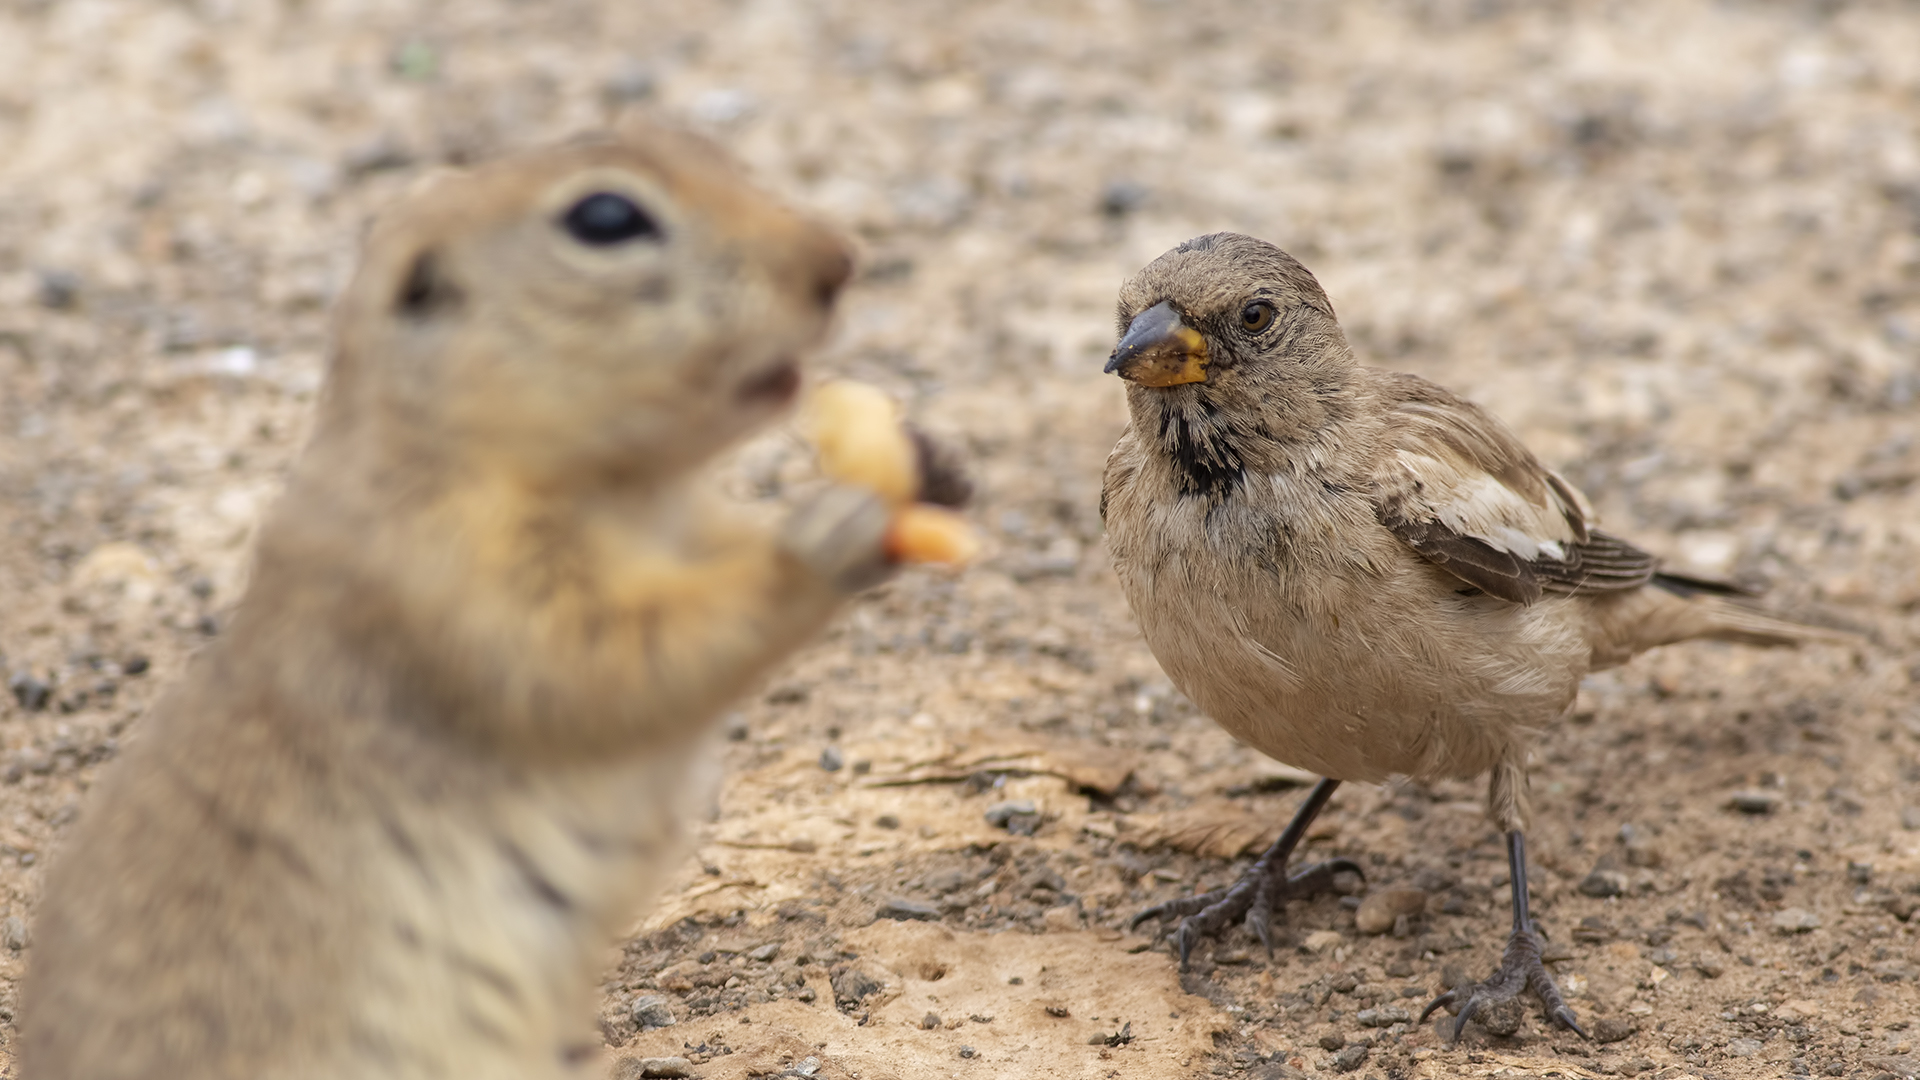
[0,2,1917,1077]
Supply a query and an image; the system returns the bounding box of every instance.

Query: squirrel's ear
[395,249,463,319]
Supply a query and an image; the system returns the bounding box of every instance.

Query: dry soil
[1,2,1918,1079]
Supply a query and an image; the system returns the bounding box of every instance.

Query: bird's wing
[1369,373,1654,604]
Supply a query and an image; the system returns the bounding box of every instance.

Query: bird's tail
[1589,574,1858,668]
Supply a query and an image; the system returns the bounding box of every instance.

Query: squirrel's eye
[561,192,662,246]
[1240,300,1277,332]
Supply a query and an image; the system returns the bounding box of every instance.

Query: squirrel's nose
[811,246,853,312]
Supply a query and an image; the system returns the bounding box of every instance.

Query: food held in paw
[805,379,981,565]
[804,380,918,504]
[886,504,982,566]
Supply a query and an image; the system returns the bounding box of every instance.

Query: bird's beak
[1104,301,1209,386]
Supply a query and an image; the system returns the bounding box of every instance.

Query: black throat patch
[1155,394,1245,497]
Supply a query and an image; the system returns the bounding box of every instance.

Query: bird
[19,122,941,1079]
[1098,231,1849,1039]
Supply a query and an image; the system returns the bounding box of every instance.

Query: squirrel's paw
[782,485,894,593]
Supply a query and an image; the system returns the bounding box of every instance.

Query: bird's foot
[1130,856,1363,970]
[1419,924,1586,1041]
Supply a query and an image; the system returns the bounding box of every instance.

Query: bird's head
[1105,232,1350,397]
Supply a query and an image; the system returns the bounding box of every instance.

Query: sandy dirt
[2,1,1919,1077]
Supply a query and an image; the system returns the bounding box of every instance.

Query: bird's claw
[1131,857,1363,971]
[1420,924,1586,1041]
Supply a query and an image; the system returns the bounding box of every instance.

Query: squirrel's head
[326,121,852,490]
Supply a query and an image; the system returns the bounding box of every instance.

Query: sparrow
[1099,232,1848,1038]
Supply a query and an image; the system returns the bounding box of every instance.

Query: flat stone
[1355,1005,1411,1027]
[876,897,940,921]
[1772,907,1821,933]
[1727,791,1780,814]
[612,1058,693,1080]
[984,800,1038,827]
[1303,929,1345,953]
[1772,999,1819,1024]
[1042,904,1083,932]
[1724,1038,1763,1058]
[1331,1044,1369,1073]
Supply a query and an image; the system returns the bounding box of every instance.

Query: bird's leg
[1129,778,1362,970]
[1420,831,1586,1040]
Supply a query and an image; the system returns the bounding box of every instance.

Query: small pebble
[819,746,844,772]
[874,813,901,829]
[1591,1016,1636,1043]
[984,800,1039,832]
[922,1011,941,1029]
[36,268,82,309]
[8,674,50,713]
[958,1046,976,1059]
[1694,954,1726,979]
[788,1057,821,1077]
[1098,179,1150,218]
[1579,867,1629,898]
[1619,823,1663,868]
[1354,889,1427,935]
[630,994,675,1029]
[1475,998,1523,1037]
[1724,1037,1763,1057]
[1727,791,1780,814]
[636,1057,693,1079]
[747,942,780,962]
[1318,1033,1346,1050]
[1331,1044,1369,1073]
[122,654,151,676]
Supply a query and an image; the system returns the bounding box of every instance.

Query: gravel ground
[2,1,1918,1077]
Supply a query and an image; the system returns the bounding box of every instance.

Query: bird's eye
[560,192,662,246]
[1240,300,1277,332]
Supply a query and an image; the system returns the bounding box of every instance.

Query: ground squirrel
[22,124,903,1078]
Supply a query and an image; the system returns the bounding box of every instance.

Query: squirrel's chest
[346,743,718,1078]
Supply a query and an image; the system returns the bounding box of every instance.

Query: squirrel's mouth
[735,359,801,406]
